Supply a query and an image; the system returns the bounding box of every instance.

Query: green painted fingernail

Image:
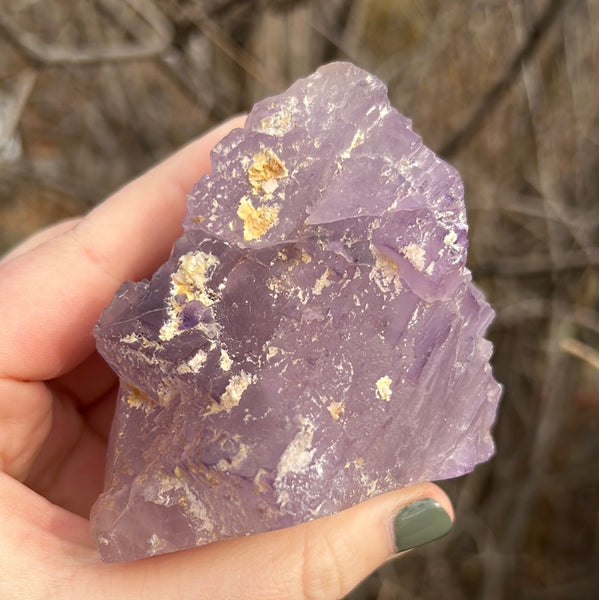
[392,498,452,553]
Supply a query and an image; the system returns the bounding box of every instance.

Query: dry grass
[1,1,598,598]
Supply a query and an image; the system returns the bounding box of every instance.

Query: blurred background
[1,0,598,598]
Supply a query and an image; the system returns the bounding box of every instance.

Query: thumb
[96,482,453,600]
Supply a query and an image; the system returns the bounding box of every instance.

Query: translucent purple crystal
[91,62,501,562]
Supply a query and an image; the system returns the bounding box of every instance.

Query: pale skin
[0,118,453,599]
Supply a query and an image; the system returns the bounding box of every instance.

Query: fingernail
[392,497,452,553]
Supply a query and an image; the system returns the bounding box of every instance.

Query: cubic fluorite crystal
[91,62,501,562]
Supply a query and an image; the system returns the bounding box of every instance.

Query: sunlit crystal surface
[91,62,501,562]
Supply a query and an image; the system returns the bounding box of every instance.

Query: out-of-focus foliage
[1,1,598,598]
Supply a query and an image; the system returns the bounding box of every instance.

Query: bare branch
[440,0,574,158]
[560,337,599,371]
[0,0,171,66]
[0,68,37,157]
[177,3,284,93]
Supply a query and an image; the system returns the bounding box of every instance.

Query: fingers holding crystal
[0,117,245,383]
[0,118,244,486]
[95,483,453,600]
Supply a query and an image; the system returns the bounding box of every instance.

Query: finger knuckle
[297,524,348,600]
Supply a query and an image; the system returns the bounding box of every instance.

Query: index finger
[0,117,246,381]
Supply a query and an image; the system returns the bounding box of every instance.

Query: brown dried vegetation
[1,1,598,598]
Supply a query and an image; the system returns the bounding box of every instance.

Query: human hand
[0,117,453,599]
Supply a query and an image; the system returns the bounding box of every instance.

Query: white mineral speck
[187,349,208,372]
[159,251,220,342]
[375,375,393,401]
[327,400,345,420]
[218,371,254,412]
[219,348,233,371]
[401,243,426,272]
[276,420,315,479]
[444,229,458,246]
[370,246,402,295]
[312,268,332,295]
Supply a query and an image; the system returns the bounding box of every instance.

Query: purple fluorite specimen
[91,62,501,562]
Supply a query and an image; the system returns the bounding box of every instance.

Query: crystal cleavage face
[91,62,502,563]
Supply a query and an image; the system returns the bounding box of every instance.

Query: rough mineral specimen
[91,62,501,562]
